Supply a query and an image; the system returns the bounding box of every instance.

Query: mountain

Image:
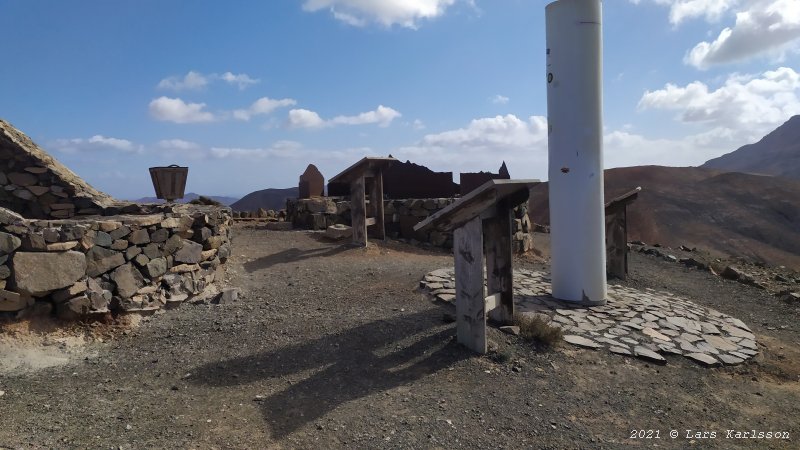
[702,115,800,180]
[529,166,800,269]
[133,192,240,206]
[230,187,299,212]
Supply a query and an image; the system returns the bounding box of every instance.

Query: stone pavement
[420,268,758,367]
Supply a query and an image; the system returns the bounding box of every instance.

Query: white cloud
[157,71,260,91]
[51,135,140,154]
[210,141,305,159]
[412,119,426,130]
[301,0,459,28]
[639,67,800,137]
[149,97,216,124]
[684,0,800,69]
[157,71,209,91]
[157,139,200,150]
[219,72,261,90]
[287,105,402,129]
[491,94,510,104]
[233,97,297,121]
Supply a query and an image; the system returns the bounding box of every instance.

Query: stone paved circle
[420,268,758,366]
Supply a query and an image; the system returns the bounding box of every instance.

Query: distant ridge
[230,187,298,212]
[702,115,800,180]
[133,192,240,206]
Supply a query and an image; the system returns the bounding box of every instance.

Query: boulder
[0,232,22,254]
[12,251,86,296]
[85,247,126,277]
[325,224,351,240]
[56,295,91,320]
[175,239,203,264]
[110,264,146,298]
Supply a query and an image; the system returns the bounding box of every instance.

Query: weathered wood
[485,293,501,314]
[365,217,376,227]
[454,216,486,354]
[371,171,385,240]
[483,208,514,324]
[329,157,397,185]
[415,179,539,233]
[351,177,367,246]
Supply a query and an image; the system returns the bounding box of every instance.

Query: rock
[163,234,184,255]
[8,172,37,186]
[12,189,33,200]
[56,295,91,320]
[125,246,142,260]
[0,289,33,311]
[175,239,203,264]
[12,251,86,296]
[217,243,232,261]
[203,236,224,250]
[325,224,351,240]
[51,281,88,303]
[686,353,720,367]
[145,257,168,278]
[499,326,521,336]
[43,228,60,243]
[110,264,146,298]
[97,220,122,232]
[781,292,800,304]
[94,231,113,248]
[0,232,22,254]
[200,249,217,261]
[85,247,126,277]
[702,335,739,352]
[111,239,129,251]
[133,254,150,267]
[718,354,745,365]
[0,265,9,280]
[27,185,50,196]
[86,278,111,311]
[609,346,632,356]
[170,264,200,273]
[213,288,240,304]
[642,327,671,342]
[109,225,131,240]
[196,227,212,242]
[0,207,24,225]
[128,229,150,245]
[563,335,602,349]
[150,228,169,243]
[143,243,162,259]
[633,346,667,364]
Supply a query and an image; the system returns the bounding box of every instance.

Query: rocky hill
[702,115,800,180]
[529,166,800,270]
[230,187,298,212]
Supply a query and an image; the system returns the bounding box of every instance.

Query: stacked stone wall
[0,205,232,320]
[287,197,534,252]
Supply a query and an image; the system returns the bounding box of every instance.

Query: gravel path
[0,225,798,449]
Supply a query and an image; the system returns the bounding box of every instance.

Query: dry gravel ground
[0,225,799,449]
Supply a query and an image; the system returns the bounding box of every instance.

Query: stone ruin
[459,162,511,196]
[0,120,232,321]
[298,164,324,199]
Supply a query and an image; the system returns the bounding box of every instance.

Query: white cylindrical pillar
[545,0,607,304]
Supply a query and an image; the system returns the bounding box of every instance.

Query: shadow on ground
[190,309,469,438]
[243,244,350,272]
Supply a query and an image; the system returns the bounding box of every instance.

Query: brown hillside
[529,166,800,270]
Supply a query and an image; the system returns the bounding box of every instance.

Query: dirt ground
[1,225,798,449]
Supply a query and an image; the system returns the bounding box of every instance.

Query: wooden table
[415,179,540,354]
[329,157,397,246]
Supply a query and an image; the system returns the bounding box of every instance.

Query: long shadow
[190,309,470,438]
[243,244,350,272]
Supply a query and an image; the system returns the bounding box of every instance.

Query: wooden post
[605,205,626,279]
[454,216,486,353]
[369,171,385,240]
[351,176,367,246]
[483,208,514,324]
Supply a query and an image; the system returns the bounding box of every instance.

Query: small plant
[513,313,563,347]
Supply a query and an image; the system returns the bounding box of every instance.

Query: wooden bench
[605,187,641,280]
[414,179,540,354]
[329,157,397,246]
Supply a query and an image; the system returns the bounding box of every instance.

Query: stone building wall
[287,197,534,253]
[0,205,232,320]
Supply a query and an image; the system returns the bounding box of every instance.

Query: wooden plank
[483,208,514,324]
[453,216,486,354]
[351,177,367,246]
[329,157,397,185]
[365,217,376,226]
[605,206,627,279]
[605,186,641,209]
[371,170,385,240]
[414,179,539,233]
[485,293,501,314]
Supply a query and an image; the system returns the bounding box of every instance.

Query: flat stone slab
[419,268,758,367]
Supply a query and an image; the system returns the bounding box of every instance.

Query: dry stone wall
[287,197,534,252]
[0,205,232,320]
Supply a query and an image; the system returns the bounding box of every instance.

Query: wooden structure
[605,187,641,280]
[149,165,188,202]
[299,164,325,199]
[414,179,540,354]
[329,157,397,246]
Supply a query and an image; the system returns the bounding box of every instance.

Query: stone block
[85,246,126,277]
[150,228,169,243]
[51,280,89,304]
[8,172,37,186]
[0,232,22,254]
[128,229,150,245]
[175,239,203,264]
[0,289,33,312]
[110,263,146,298]
[56,295,91,320]
[145,257,168,278]
[110,239,129,251]
[13,251,86,296]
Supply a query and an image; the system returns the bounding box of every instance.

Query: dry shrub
[513,313,563,347]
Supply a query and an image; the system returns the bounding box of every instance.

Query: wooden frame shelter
[329,157,397,246]
[414,179,540,354]
[605,187,641,280]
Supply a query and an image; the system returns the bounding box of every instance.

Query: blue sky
[2,0,799,199]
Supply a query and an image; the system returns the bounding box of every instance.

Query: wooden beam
[483,208,514,324]
[454,216,486,354]
[365,217,376,227]
[369,170,385,240]
[351,176,367,246]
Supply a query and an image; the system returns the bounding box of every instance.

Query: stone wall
[0,205,232,320]
[287,197,534,252]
